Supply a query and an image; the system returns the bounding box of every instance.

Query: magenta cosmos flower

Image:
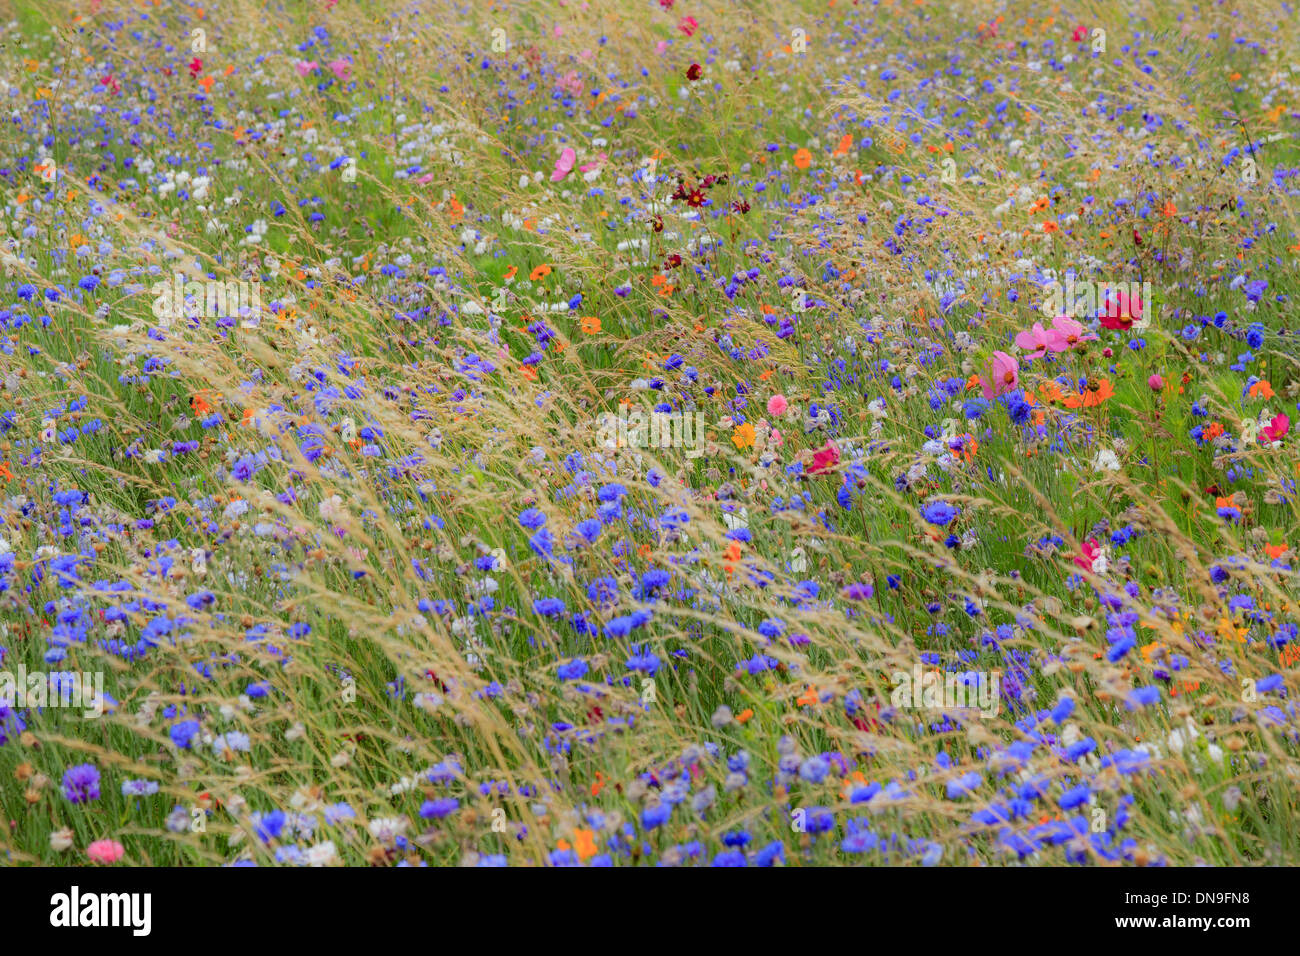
[1100,289,1143,330]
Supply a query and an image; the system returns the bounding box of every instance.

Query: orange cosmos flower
[793,148,812,169]
[580,315,601,333]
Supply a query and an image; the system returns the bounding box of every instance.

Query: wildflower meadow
[0,0,1298,882]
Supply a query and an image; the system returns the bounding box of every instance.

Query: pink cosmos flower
[978,351,1019,399]
[551,147,577,181]
[295,60,319,77]
[808,441,840,475]
[578,152,608,173]
[327,59,352,81]
[1071,25,1088,42]
[655,40,670,54]
[1261,412,1290,443]
[678,15,698,36]
[766,394,788,416]
[87,839,125,864]
[557,71,584,96]
[1014,322,1052,358]
[1044,315,1097,351]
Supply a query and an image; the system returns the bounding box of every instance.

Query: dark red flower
[686,63,702,81]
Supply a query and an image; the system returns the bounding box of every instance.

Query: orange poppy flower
[793,148,812,169]
[580,316,601,333]
[833,134,853,156]
[504,266,518,281]
[723,540,742,579]
[0,461,11,482]
[1042,220,1058,233]
[1035,380,1063,404]
[1264,543,1288,560]
[529,264,552,281]
[572,828,598,862]
[1248,379,1274,399]
[796,685,819,707]
[736,708,754,723]
[1062,379,1114,408]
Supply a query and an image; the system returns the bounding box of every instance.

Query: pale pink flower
[327,59,352,81]
[294,61,319,77]
[1014,322,1052,358]
[978,351,1019,399]
[557,71,584,96]
[87,839,125,864]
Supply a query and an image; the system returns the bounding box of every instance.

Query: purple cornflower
[63,763,102,804]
